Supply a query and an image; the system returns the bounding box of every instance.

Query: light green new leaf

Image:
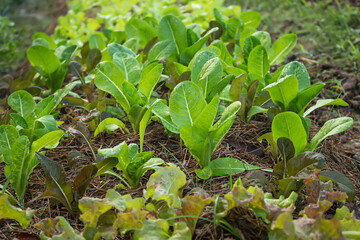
[94,61,130,112]
[152,102,179,134]
[158,15,187,56]
[169,81,206,128]
[269,34,297,65]
[308,117,353,151]
[139,62,163,103]
[190,50,218,83]
[0,125,19,164]
[113,52,141,85]
[248,45,269,81]
[31,130,64,153]
[272,112,308,155]
[125,18,157,46]
[196,57,223,99]
[279,61,310,91]
[0,194,34,229]
[145,166,186,208]
[148,40,175,62]
[240,11,261,29]
[209,158,270,175]
[8,90,36,119]
[264,75,298,111]
[303,99,349,117]
[27,45,60,75]
[252,31,271,51]
[94,118,129,137]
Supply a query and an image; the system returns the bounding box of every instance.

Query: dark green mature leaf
[158,15,187,56]
[229,73,246,102]
[243,36,261,62]
[264,75,298,111]
[226,17,244,40]
[319,171,355,201]
[272,112,307,155]
[148,40,175,62]
[73,165,98,200]
[68,61,84,83]
[8,90,36,119]
[269,34,297,65]
[59,45,77,63]
[108,43,136,58]
[36,153,74,212]
[248,45,269,81]
[10,113,28,129]
[152,101,179,134]
[145,166,186,208]
[0,194,34,229]
[287,152,325,177]
[113,52,141,85]
[279,61,310,91]
[209,158,269,175]
[277,137,295,161]
[86,48,102,71]
[169,81,207,128]
[308,117,353,151]
[95,157,118,177]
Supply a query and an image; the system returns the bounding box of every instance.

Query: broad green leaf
[269,34,297,65]
[125,18,157,46]
[190,50,218,83]
[303,99,349,117]
[94,118,129,137]
[169,81,206,128]
[158,15,187,56]
[148,40,175,62]
[248,45,269,81]
[319,170,355,201]
[252,31,271,51]
[94,62,130,113]
[36,153,74,212]
[246,106,267,122]
[288,83,325,114]
[0,194,34,229]
[79,197,113,228]
[229,73,246,102]
[59,45,77,63]
[209,157,270,175]
[4,136,29,202]
[169,222,192,240]
[264,75,298,111]
[86,48,102,70]
[277,137,295,161]
[0,125,19,164]
[33,115,58,139]
[10,113,28,129]
[98,142,126,157]
[89,33,106,50]
[8,90,36,119]
[108,43,136,58]
[272,112,308,155]
[240,11,261,29]
[139,62,164,103]
[226,17,244,40]
[239,27,257,49]
[308,117,353,151]
[33,32,56,49]
[279,61,310,90]
[207,74,234,102]
[152,101,179,134]
[113,52,141,85]
[243,36,261,62]
[195,166,213,180]
[27,45,60,75]
[145,166,186,208]
[196,57,223,99]
[180,27,218,65]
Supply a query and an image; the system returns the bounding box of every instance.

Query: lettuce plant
[27,34,77,93]
[94,43,164,152]
[98,141,164,188]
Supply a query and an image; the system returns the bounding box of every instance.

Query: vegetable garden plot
[0,0,359,239]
